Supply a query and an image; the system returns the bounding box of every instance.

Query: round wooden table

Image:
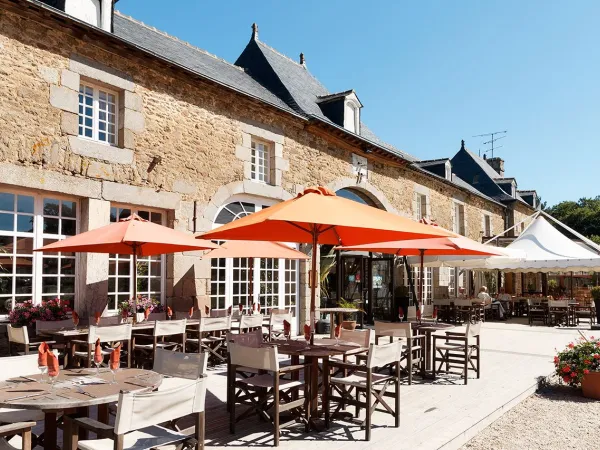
[0,368,162,450]
[412,322,455,372]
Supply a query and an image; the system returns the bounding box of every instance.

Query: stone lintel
[68,136,134,164]
[102,181,181,210]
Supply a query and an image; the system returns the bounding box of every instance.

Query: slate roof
[112,13,298,116]
[414,158,450,168]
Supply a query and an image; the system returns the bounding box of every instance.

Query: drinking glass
[304,333,311,349]
[38,365,48,383]
[283,329,291,343]
[94,359,102,376]
[399,312,404,322]
[110,368,118,385]
[48,374,58,391]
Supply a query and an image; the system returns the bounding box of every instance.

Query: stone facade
[0,7,534,322]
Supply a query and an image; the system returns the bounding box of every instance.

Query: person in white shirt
[478,286,505,319]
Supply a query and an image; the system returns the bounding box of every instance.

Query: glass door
[370,258,393,322]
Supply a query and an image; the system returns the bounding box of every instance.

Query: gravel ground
[462,379,600,450]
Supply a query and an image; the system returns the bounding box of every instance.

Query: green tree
[546,196,600,243]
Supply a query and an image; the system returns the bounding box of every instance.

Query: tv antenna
[472,130,507,158]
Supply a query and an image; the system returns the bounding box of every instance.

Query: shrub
[8,298,71,327]
[590,286,600,301]
[118,296,164,316]
[555,335,600,387]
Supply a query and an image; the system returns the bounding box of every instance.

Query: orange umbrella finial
[297,186,336,198]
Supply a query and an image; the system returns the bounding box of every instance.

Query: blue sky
[118,1,599,207]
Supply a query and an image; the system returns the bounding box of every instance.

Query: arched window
[210,200,299,317]
[336,188,379,208]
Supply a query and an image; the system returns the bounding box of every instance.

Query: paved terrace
[200,319,582,450]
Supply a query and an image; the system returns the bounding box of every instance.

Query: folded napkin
[416,307,422,321]
[190,307,195,318]
[227,305,232,316]
[433,307,438,319]
[238,304,244,314]
[94,339,103,365]
[109,343,121,371]
[257,303,261,313]
[283,320,291,336]
[48,351,59,378]
[398,306,404,318]
[38,342,49,367]
[303,324,311,341]
[204,305,210,316]
[334,324,341,339]
[94,311,101,325]
[144,307,150,320]
[167,306,173,318]
[72,311,80,326]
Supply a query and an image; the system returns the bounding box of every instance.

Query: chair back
[88,316,121,327]
[147,312,167,322]
[422,305,434,318]
[374,321,411,339]
[226,330,263,349]
[7,325,29,345]
[0,352,59,381]
[239,314,263,331]
[36,319,74,334]
[114,376,207,435]
[210,309,229,318]
[549,300,568,308]
[228,342,279,372]
[88,323,132,344]
[269,311,292,332]
[366,341,403,369]
[466,321,481,337]
[454,299,473,308]
[153,348,207,379]
[433,298,451,306]
[340,328,371,348]
[154,319,187,337]
[199,316,231,333]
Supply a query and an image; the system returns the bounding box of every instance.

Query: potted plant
[555,334,600,399]
[548,279,558,296]
[337,298,364,330]
[591,286,600,324]
[8,298,71,333]
[118,296,164,322]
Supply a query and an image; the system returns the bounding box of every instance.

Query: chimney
[486,157,505,177]
[299,52,306,66]
[251,23,259,40]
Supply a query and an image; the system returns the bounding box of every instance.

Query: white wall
[65,0,101,29]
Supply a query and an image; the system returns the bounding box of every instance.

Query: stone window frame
[250,137,271,184]
[236,123,289,187]
[413,184,431,221]
[78,81,119,146]
[482,212,493,238]
[452,199,466,236]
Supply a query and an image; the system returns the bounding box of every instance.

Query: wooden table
[272,338,364,429]
[412,322,455,371]
[0,368,161,450]
[316,308,359,338]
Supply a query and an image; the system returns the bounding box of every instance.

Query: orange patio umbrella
[35,214,218,313]
[336,235,505,306]
[200,186,453,343]
[202,240,308,311]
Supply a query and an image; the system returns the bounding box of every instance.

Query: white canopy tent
[410,215,600,273]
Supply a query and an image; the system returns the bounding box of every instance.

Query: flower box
[582,371,600,400]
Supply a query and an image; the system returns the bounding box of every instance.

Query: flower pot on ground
[581,371,600,400]
[555,334,600,398]
[341,320,357,331]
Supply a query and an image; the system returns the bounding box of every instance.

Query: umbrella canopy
[200,186,453,342]
[35,214,218,314]
[202,240,309,260]
[36,213,218,256]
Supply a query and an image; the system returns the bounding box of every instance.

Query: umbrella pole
[132,244,138,324]
[310,227,318,345]
[420,249,425,308]
[249,259,254,312]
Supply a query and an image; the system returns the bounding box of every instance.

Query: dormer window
[41,0,114,32]
[344,99,360,134]
[445,161,452,180]
[316,90,362,134]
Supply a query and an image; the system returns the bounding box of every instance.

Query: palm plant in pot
[555,334,600,399]
[337,298,364,330]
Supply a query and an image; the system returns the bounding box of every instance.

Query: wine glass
[304,331,311,349]
[93,357,102,376]
[38,365,48,383]
[399,311,404,322]
[110,367,118,385]
[48,372,58,391]
[283,328,291,343]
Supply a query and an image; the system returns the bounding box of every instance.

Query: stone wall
[0,8,529,318]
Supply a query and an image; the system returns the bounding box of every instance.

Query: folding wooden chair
[527,299,548,326]
[374,321,424,384]
[238,314,263,334]
[71,324,133,368]
[225,330,263,412]
[548,300,569,326]
[153,347,208,393]
[6,325,54,356]
[229,342,310,446]
[267,310,292,341]
[433,321,481,385]
[132,319,187,368]
[0,422,36,450]
[327,341,402,441]
[71,377,207,450]
[186,316,231,364]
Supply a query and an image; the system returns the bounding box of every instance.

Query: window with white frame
[78,83,118,145]
[453,202,465,236]
[448,267,456,297]
[250,139,270,184]
[483,214,491,237]
[210,200,300,315]
[0,190,77,314]
[107,207,164,311]
[415,193,428,220]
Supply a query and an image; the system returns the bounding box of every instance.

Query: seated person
[479,286,506,319]
[497,288,512,302]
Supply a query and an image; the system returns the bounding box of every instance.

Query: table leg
[425,331,432,372]
[322,357,330,428]
[97,404,109,424]
[44,412,57,450]
[329,313,335,339]
[76,407,89,440]
[310,356,319,419]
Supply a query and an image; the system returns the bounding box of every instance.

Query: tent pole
[571,271,574,300]
[310,227,318,345]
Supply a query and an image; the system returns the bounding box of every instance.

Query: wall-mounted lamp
[147,156,162,173]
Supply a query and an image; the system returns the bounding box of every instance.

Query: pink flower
[584,369,590,375]
[563,375,571,383]
[568,343,575,349]
[571,372,577,378]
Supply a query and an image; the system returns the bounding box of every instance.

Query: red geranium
[555,336,600,387]
[568,342,575,349]
[584,360,591,365]
[562,366,570,373]
[584,369,590,375]
[563,376,571,383]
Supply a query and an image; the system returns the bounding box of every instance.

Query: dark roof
[317,90,356,103]
[235,38,418,162]
[112,13,298,116]
[414,158,450,168]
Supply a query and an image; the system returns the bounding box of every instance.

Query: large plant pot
[581,371,600,400]
[341,320,356,331]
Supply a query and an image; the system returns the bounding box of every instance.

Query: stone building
[0,0,538,326]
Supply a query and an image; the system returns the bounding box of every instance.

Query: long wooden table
[0,368,161,450]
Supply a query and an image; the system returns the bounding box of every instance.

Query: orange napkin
[252,303,257,314]
[303,324,311,341]
[144,307,150,320]
[238,304,244,314]
[94,338,103,365]
[334,324,341,339]
[167,306,173,318]
[227,305,232,316]
[204,305,210,316]
[110,343,121,371]
[433,307,438,319]
[188,307,194,318]
[72,311,79,326]
[121,308,129,320]
[38,342,49,367]
[416,307,422,321]
[94,312,101,325]
[398,307,404,318]
[47,351,59,378]
[257,303,261,313]
[283,320,291,335]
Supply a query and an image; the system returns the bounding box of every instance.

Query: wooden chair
[71,324,133,368]
[186,316,231,364]
[6,325,54,356]
[548,300,569,326]
[225,330,263,412]
[433,321,481,385]
[527,299,548,326]
[153,348,208,392]
[326,341,402,441]
[575,304,597,326]
[72,377,207,450]
[0,422,36,450]
[374,321,424,384]
[229,342,310,446]
[238,314,263,334]
[87,316,121,327]
[267,310,292,341]
[132,319,187,368]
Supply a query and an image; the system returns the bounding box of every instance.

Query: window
[453,202,465,236]
[448,267,456,297]
[107,207,164,311]
[445,162,452,180]
[483,214,491,237]
[411,266,432,304]
[415,193,428,220]
[250,140,270,183]
[78,83,118,145]
[344,102,357,133]
[0,190,77,314]
[210,200,300,316]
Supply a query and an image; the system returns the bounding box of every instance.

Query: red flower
[562,366,571,373]
[584,369,590,375]
[563,375,571,383]
[594,354,600,360]
[584,360,591,365]
[568,342,575,349]
[553,356,559,364]
[591,336,595,340]
[571,372,577,378]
